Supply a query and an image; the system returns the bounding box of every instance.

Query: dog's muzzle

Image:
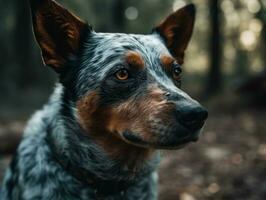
[121,100,208,149]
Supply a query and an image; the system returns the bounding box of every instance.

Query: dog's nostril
[164,92,171,97]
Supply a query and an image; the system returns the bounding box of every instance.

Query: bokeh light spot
[125,6,139,20]
[246,0,261,14]
[249,18,263,33]
[172,0,186,11]
[240,30,257,50]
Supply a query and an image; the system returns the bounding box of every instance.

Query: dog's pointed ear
[29,0,89,72]
[154,4,196,64]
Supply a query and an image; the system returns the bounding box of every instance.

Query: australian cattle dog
[1,0,208,199]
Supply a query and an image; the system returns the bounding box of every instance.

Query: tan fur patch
[77,91,101,132]
[160,54,175,72]
[76,92,153,167]
[106,86,170,143]
[125,51,145,70]
[76,86,176,166]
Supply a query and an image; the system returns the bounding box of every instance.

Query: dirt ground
[158,107,266,200]
[0,101,266,200]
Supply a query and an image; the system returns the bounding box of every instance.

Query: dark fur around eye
[171,62,182,88]
[172,62,182,76]
[100,66,147,104]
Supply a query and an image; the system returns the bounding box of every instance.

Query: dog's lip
[121,130,197,150]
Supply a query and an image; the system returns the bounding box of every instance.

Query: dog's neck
[47,85,160,185]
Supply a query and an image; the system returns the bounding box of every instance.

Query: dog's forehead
[103,34,181,93]
[97,33,175,81]
[94,33,170,62]
[77,32,175,95]
[81,32,170,71]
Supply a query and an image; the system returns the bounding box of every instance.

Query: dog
[1,0,208,199]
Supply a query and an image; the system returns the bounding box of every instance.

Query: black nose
[177,105,208,131]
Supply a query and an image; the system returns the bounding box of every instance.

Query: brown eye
[115,69,129,80]
[172,62,182,80]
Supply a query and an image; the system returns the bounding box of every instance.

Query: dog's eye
[172,62,182,80]
[115,69,129,80]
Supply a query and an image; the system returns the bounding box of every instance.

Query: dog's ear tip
[180,4,196,16]
[185,4,196,12]
[153,3,196,62]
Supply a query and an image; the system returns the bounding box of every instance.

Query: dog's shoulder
[23,83,63,137]
[1,85,92,200]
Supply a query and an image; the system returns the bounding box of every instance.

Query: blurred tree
[13,0,32,88]
[206,0,222,96]
[234,1,249,78]
[111,0,126,32]
[257,0,266,68]
[0,30,8,91]
[0,0,13,92]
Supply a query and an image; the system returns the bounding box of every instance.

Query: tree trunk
[205,0,222,96]
[13,0,32,88]
[112,0,126,32]
[257,0,266,69]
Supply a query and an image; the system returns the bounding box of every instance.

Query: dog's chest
[2,129,157,200]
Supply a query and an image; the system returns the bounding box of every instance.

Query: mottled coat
[1,1,207,199]
[1,85,159,200]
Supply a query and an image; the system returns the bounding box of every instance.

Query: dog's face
[30,0,207,149]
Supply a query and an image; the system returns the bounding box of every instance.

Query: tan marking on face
[77,91,101,132]
[125,51,145,70]
[76,92,153,167]
[160,54,175,72]
[106,86,173,143]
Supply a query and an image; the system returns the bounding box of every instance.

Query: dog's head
[30,0,207,150]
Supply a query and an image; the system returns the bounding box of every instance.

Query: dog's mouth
[120,130,200,150]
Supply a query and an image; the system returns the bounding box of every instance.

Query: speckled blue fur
[1,83,160,200]
[1,2,200,199]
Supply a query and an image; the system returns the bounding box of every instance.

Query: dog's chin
[120,130,200,150]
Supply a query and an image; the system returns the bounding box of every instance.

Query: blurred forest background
[1,0,266,199]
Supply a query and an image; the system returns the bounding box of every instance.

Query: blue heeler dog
[1,0,208,199]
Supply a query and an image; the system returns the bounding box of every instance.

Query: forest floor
[0,96,266,200]
[158,106,266,200]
